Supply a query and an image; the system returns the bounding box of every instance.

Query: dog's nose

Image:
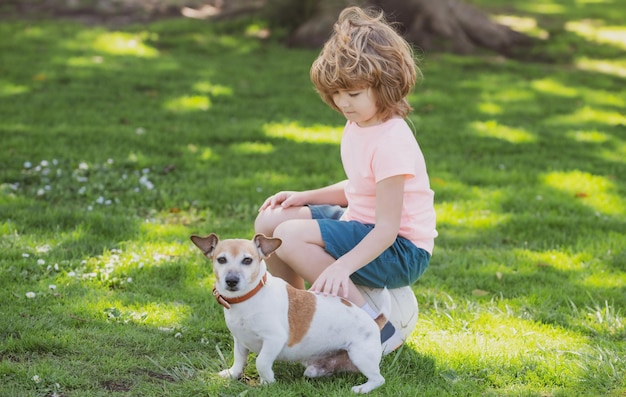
[225,274,239,290]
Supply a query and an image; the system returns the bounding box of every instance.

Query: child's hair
[310,6,421,121]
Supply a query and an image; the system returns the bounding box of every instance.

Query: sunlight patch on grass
[187,144,215,161]
[0,80,29,96]
[93,32,159,58]
[140,222,190,240]
[567,130,611,143]
[566,20,626,49]
[519,249,586,272]
[477,102,503,115]
[542,171,624,216]
[487,88,536,103]
[574,57,626,78]
[493,15,549,39]
[92,32,159,57]
[517,2,566,15]
[470,120,536,143]
[531,78,578,97]
[91,297,191,327]
[65,55,107,68]
[436,200,510,229]
[599,140,626,164]
[165,95,211,112]
[547,106,626,126]
[414,306,587,386]
[193,81,233,96]
[229,142,275,155]
[263,122,342,144]
[579,87,626,107]
[581,273,626,290]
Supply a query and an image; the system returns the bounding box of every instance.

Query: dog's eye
[216,257,227,264]
[242,257,253,265]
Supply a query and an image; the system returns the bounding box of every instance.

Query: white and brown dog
[191,233,389,394]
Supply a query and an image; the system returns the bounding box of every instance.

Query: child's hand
[258,191,303,211]
[310,262,351,299]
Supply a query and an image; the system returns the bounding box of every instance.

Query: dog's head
[190,233,282,295]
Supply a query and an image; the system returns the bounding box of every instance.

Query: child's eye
[348,92,361,97]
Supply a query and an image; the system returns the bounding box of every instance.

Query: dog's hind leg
[346,345,385,394]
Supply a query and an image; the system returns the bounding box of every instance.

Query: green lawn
[1,1,625,396]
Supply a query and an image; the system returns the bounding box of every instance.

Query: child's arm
[310,175,405,298]
[258,180,348,211]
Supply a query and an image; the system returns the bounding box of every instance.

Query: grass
[0,1,625,395]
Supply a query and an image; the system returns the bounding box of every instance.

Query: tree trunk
[284,0,533,57]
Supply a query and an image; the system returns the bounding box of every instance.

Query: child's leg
[254,206,313,290]
[272,218,366,306]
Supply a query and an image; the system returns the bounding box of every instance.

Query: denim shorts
[309,204,430,288]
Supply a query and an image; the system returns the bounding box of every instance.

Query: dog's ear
[190,233,219,257]
[253,233,282,258]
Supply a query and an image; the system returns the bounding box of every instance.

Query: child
[255,6,437,354]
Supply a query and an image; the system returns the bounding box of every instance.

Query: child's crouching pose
[255,6,437,354]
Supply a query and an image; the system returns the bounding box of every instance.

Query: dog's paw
[351,378,385,394]
[259,375,275,385]
[217,369,240,379]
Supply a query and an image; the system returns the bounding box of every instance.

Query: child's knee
[254,208,282,237]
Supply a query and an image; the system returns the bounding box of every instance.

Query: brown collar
[213,273,268,309]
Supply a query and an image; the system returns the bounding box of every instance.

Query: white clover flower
[126,277,133,283]
[41,160,49,167]
[67,271,76,277]
[24,161,32,169]
[32,375,41,383]
[79,162,89,170]
[49,284,57,290]
[37,188,45,196]
[38,259,45,265]
[139,175,154,190]
[174,332,182,338]
[54,263,59,271]
[96,196,105,204]
[26,292,36,299]
[136,127,146,135]
[22,253,30,258]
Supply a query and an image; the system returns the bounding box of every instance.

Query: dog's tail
[373,287,392,330]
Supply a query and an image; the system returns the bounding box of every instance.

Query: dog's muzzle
[224,272,240,291]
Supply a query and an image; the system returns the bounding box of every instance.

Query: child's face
[332,87,380,127]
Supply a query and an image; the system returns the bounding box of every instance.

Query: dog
[190,232,389,394]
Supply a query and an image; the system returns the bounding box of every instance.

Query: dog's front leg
[255,339,285,385]
[219,338,248,380]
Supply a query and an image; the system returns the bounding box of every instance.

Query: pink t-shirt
[340,118,437,254]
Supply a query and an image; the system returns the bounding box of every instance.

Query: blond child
[255,6,437,354]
